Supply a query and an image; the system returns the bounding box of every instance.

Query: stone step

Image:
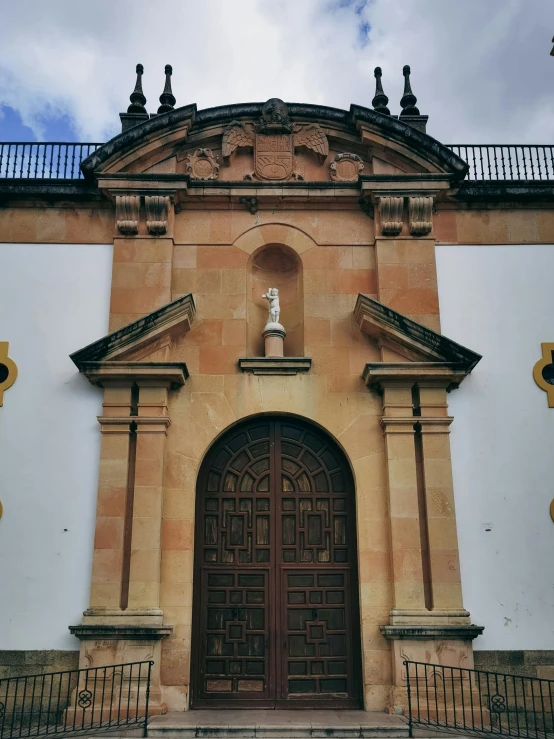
[139,711,410,739]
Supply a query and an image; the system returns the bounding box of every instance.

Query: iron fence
[405,660,554,739]
[0,143,101,179]
[446,145,554,181]
[0,661,152,739]
[0,141,554,182]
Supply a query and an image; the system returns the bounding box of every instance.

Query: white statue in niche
[262,287,282,327]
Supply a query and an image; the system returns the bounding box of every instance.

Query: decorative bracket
[0,342,18,406]
[409,196,433,236]
[379,196,404,236]
[115,195,140,235]
[145,195,169,236]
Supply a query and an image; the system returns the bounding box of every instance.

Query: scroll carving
[379,196,404,236]
[145,195,169,236]
[329,153,364,182]
[185,148,220,180]
[115,195,140,235]
[409,196,433,236]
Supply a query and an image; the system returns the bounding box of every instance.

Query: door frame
[190,413,363,709]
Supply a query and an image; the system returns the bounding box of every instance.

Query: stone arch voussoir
[233,224,317,257]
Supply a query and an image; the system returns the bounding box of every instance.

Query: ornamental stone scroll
[409,196,433,236]
[115,195,140,235]
[379,196,404,236]
[145,195,170,236]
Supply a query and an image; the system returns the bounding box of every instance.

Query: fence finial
[158,65,176,114]
[372,67,390,115]
[400,65,420,116]
[127,63,147,115]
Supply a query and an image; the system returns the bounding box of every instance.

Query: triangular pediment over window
[70,293,195,387]
[354,293,481,391]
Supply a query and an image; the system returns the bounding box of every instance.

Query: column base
[381,620,484,714]
[69,613,173,716]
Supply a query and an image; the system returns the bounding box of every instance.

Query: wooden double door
[192,416,362,708]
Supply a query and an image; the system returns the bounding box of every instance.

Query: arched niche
[247,244,304,357]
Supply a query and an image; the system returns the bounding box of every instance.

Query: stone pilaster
[380,383,427,612]
[418,382,464,611]
[127,382,170,611]
[88,383,133,610]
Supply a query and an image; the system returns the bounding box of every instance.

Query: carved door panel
[192,418,361,708]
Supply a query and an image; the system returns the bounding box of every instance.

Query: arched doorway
[191,415,362,708]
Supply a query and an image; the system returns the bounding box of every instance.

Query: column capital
[380,417,416,434]
[416,416,453,433]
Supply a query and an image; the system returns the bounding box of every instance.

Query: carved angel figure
[262,288,281,325]
[222,98,329,181]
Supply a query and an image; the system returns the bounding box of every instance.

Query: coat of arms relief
[222,98,329,181]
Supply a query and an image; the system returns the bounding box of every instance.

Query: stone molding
[233,223,317,257]
[115,194,140,235]
[409,195,433,236]
[145,195,169,235]
[381,624,484,641]
[238,357,312,375]
[79,362,188,388]
[69,624,172,641]
[379,196,404,236]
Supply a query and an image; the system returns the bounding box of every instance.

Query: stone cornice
[381,624,484,641]
[71,293,195,366]
[355,294,481,372]
[238,357,312,375]
[360,173,452,199]
[81,362,188,388]
[69,624,173,640]
[365,363,470,392]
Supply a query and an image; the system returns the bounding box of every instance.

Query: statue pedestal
[263,322,286,358]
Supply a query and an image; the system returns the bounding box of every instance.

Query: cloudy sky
[0,0,553,145]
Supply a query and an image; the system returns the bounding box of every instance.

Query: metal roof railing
[1,141,554,182]
[446,144,554,180]
[0,142,102,180]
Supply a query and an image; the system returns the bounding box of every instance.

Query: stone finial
[372,67,390,115]
[127,63,147,114]
[157,64,176,114]
[400,65,420,116]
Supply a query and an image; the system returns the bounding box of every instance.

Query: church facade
[1,66,554,713]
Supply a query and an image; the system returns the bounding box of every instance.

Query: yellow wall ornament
[533,343,554,407]
[0,342,18,406]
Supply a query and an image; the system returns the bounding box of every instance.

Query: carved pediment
[354,293,481,390]
[81,101,467,187]
[70,294,195,387]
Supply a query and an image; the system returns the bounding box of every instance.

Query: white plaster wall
[0,243,112,650]
[436,244,554,650]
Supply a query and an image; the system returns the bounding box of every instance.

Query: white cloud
[0,0,552,143]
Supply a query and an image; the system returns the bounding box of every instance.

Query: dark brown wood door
[192,417,361,708]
